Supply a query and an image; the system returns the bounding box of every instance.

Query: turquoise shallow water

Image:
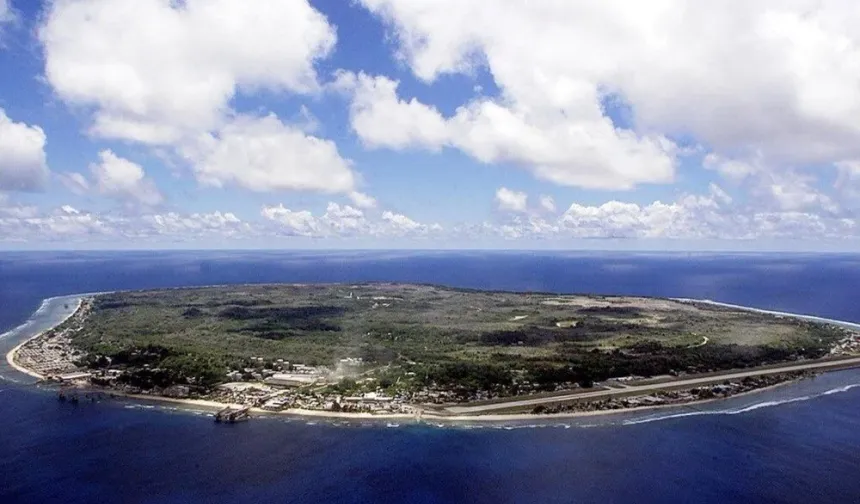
[2,251,860,503]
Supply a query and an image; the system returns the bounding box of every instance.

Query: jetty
[214,406,251,423]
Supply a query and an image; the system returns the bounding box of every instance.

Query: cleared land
[61,283,851,406]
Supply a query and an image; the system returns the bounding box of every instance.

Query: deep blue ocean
[2,250,860,504]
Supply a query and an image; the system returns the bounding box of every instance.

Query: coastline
[106,376,806,424]
[4,296,85,381]
[6,291,860,424]
[673,298,860,330]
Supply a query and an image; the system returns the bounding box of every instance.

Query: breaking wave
[621,382,860,426]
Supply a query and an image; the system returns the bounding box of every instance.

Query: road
[445,356,860,415]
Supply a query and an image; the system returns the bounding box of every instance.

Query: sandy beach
[4,296,85,380]
[107,377,808,424]
[6,293,860,424]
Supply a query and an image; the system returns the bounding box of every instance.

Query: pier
[214,406,251,423]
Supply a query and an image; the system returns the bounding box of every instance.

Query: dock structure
[214,406,251,423]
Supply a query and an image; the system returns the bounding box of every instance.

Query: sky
[1,0,860,251]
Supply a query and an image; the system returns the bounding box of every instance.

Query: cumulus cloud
[348,191,377,209]
[0,204,111,241]
[261,202,439,238]
[1,190,857,245]
[539,195,557,213]
[380,210,424,235]
[703,154,762,182]
[39,0,336,144]
[495,187,528,212]
[89,150,164,206]
[37,0,375,204]
[59,150,164,206]
[338,72,676,190]
[357,1,860,185]
[335,72,450,150]
[260,204,322,237]
[0,204,250,243]
[0,108,49,191]
[0,198,39,219]
[476,182,856,241]
[763,172,838,214]
[134,211,247,239]
[182,114,358,196]
[321,203,368,236]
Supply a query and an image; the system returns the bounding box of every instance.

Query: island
[10,283,860,420]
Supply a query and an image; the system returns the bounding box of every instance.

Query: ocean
[1,250,860,504]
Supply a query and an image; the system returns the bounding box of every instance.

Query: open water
[1,251,860,504]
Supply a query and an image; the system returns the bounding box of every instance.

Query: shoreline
[673,298,860,330]
[96,377,806,424]
[4,296,85,380]
[6,291,860,423]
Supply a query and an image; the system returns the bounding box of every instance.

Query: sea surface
[2,250,860,504]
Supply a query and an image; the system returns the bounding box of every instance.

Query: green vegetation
[69,283,848,397]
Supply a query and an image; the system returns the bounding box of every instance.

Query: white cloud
[335,72,449,150]
[835,160,860,205]
[348,191,377,209]
[321,203,367,236]
[703,154,761,182]
[0,108,49,191]
[260,204,321,237]
[38,1,380,205]
[762,172,838,214]
[0,199,39,219]
[261,202,438,238]
[37,0,385,206]
[558,200,690,239]
[539,195,557,213]
[495,187,528,213]
[480,184,733,240]
[339,72,676,190]
[135,211,247,239]
[0,204,112,241]
[836,161,860,186]
[477,181,855,241]
[495,215,560,240]
[39,0,336,144]
[0,204,252,243]
[708,183,733,206]
[58,171,90,195]
[447,100,676,190]
[59,150,164,206]
[87,150,164,206]
[0,0,13,27]
[183,114,358,196]
[380,210,423,235]
[0,192,856,245]
[358,1,860,181]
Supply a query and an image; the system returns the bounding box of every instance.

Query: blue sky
[1,0,859,250]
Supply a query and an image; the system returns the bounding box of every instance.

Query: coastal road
[445,356,860,415]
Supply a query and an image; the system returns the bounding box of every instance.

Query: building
[264,373,318,387]
[58,371,91,382]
